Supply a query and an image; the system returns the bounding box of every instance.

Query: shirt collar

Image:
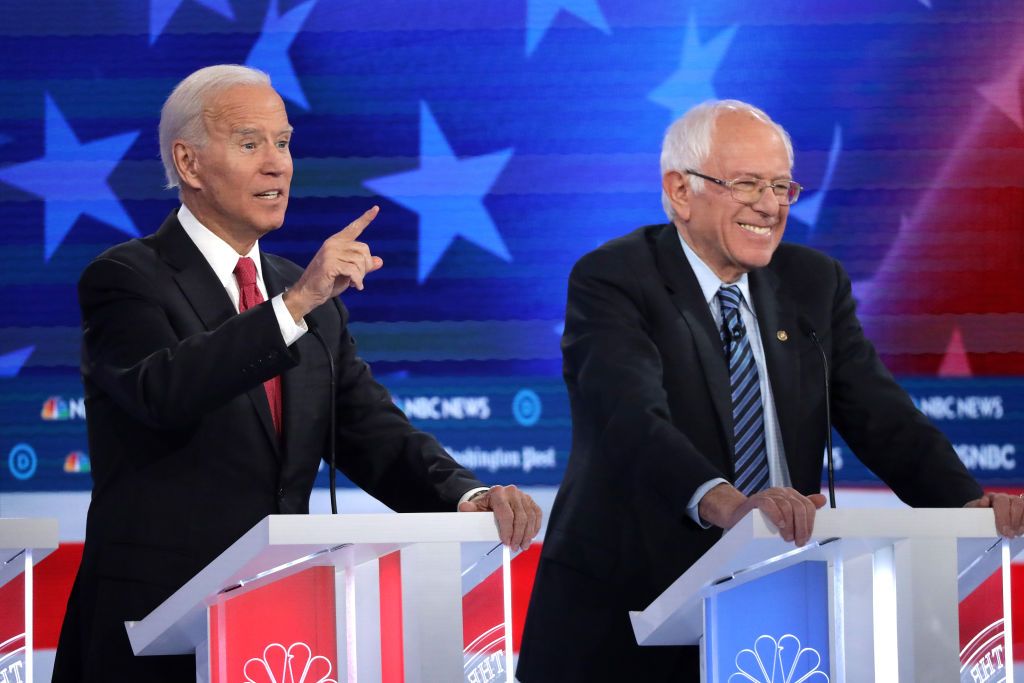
[676,230,753,313]
[177,204,263,289]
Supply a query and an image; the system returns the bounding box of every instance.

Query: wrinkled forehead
[202,84,291,135]
[708,111,791,175]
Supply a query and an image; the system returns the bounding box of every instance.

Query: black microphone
[306,315,338,515]
[797,315,837,509]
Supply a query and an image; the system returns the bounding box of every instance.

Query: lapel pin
[777,330,788,341]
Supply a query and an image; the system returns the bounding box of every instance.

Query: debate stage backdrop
[0,0,1023,670]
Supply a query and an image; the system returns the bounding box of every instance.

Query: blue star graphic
[0,95,139,261]
[649,14,738,119]
[364,102,514,284]
[526,0,611,56]
[149,0,235,44]
[246,0,317,110]
[0,346,34,378]
[790,125,842,231]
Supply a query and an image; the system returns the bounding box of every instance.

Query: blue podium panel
[705,562,831,683]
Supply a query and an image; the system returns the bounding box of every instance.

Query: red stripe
[378,551,404,682]
[34,542,83,649]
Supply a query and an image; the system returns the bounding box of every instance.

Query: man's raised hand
[284,206,383,321]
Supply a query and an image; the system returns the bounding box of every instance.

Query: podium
[127,513,513,683]
[0,518,58,683]
[631,508,1018,682]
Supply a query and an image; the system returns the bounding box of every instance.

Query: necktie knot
[234,257,258,288]
[718,285,742,312]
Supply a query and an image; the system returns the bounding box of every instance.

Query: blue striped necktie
[718,285,770,495]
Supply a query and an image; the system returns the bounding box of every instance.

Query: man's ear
[662,170,691,222]
[173,141,201,190]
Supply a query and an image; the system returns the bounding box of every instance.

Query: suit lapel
[749,266,801,468]
[154,210,281,458]
[654,226,734,455]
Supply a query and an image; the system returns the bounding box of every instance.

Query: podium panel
[0,518,58,683]
[209,565,338,683]
[127,513,513,683]
[958,540,1014,683]
[631,509,1020,683]
[704,562,831,682]
[0,570,27,682]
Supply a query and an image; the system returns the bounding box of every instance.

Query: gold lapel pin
[777,330,788,341]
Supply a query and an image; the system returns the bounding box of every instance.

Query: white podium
[127,513,513,683]
[631,508,1017,682]
[0,518,59,683]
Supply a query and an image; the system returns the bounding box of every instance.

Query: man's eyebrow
[732,170,793,180]
[231,126,294,136]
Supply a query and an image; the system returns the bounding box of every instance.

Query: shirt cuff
[687,478,729,528]
[271,294,308,346]
[458,486,491,509]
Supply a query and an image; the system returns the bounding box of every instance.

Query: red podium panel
[127,514,511,683]
[0,518,57,683]
[209,565,338,683]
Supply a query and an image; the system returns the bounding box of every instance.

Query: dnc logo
[41,396,85,421]
[730,634,829,683]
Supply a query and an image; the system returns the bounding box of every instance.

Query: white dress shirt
[678,234,792,526]
[177,204,486,508]
[177,204,307,345]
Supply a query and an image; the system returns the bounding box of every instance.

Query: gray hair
[659,100,794,221]
[159,64,272,189]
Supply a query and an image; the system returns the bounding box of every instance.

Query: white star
[978,58,1024,129]
[790,125,842,231]
[0,346,34,378]
[246,0,318,110]
[0,95,138,260]
[364,102,513,283]
[526,0,611,56]
[149,0,234,44]
[649,14,738,119]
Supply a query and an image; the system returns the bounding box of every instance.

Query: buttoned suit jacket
[53,211,484,682]
[516,224,982,681]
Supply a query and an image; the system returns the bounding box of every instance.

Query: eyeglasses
[685,169,802,206]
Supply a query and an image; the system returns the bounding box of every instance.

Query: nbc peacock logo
[729,634,829,683]
[41,396,85,421]
[243,642,337,683]
[63,451,91,473]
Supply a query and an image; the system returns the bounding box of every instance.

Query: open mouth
[738,222,771,236]
[254,190,283,200]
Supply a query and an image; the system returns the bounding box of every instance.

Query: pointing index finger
[337,205,380,241]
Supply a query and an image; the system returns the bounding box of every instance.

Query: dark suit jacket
[53,211,484,682]
[517,224,982,681]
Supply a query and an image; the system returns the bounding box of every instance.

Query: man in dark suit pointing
[53,64,541,682]
[516,99,1023,681]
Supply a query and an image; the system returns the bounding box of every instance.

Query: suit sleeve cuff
[458,486,491,509]
[272,294,308,346]
[687,478,729,528]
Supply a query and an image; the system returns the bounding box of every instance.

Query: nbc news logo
[41,396,85,421]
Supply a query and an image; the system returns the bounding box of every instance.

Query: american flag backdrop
[0,0,1022,676]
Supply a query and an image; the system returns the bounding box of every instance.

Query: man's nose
[260,147,290,176]
[751,186,782,215]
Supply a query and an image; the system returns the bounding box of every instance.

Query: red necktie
[233,257,283,435]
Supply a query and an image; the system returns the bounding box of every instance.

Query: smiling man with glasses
[517,99,1019,682]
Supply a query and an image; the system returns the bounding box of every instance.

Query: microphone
[797,315,837,509]
[306,315,338,515]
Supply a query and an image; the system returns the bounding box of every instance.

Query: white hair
[159,64,272,189]
[659,99,794,221]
